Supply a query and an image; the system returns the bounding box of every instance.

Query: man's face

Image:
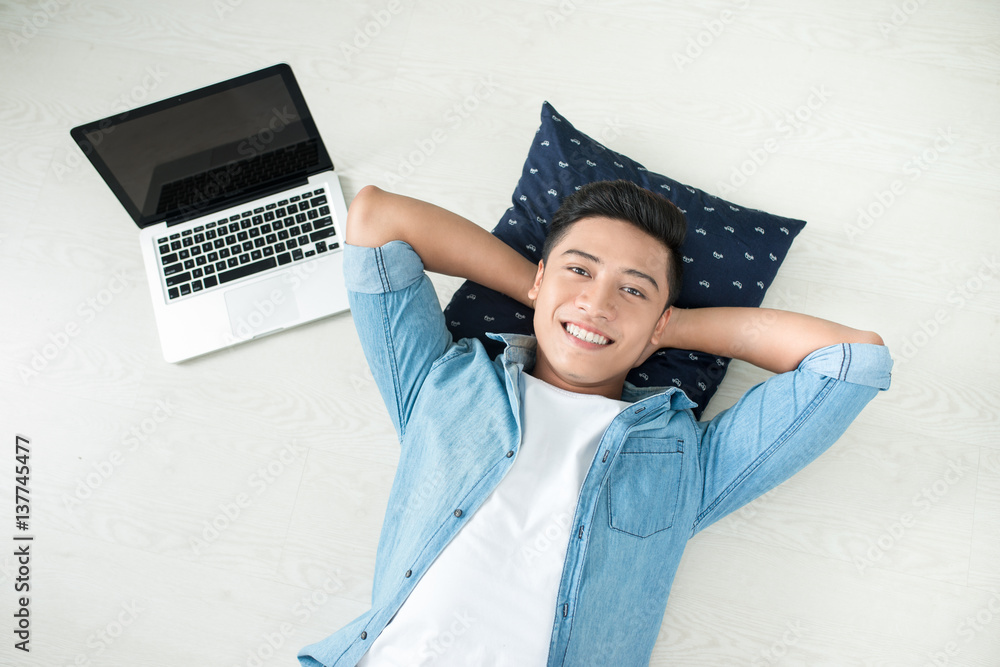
[527,216,672,399]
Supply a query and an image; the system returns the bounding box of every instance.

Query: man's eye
[569,267,589,276]
[623,287,644,298]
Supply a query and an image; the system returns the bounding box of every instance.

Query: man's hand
[656,306,884,374]
[346,185,538,308]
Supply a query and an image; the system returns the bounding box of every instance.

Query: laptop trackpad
[224,275,301,339]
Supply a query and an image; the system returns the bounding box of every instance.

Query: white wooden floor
[2,1,998,665]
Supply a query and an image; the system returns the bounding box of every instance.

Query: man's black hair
[541,180,687,309]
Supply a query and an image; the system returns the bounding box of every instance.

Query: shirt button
[405,569,412,577]
[360,631,367,640]
[506,450,514,458]
[454,509,463,518]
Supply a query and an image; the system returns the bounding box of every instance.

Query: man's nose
[576,280,616,318]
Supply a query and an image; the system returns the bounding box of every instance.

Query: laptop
[70,63,351,362]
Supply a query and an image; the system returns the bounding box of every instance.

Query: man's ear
[633,306,673,368]
[527,259,545,302]
[650,306,672,348]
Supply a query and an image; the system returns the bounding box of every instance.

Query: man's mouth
[563,322,612,346]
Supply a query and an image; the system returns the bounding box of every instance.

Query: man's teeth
[565,323,610,345]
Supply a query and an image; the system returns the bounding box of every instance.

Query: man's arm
[672,306,891,535]
[342,186,538,439]
[659,306,884,373]
[346,185,538,308]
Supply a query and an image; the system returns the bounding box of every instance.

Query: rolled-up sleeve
[345,241,453,440]
[344,240,426,294]
[692,343,892,535]
[796,342,893,390]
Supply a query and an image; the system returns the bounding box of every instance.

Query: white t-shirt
[356,372,630,666]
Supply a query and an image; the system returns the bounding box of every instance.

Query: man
[299,180,892,666]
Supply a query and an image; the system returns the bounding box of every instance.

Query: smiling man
[298,181,892,667]
[528,214,674,399]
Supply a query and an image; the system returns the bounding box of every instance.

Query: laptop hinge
[162,175,311,227]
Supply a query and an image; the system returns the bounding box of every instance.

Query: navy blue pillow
[444,102,806,418]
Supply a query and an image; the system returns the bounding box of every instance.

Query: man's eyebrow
[560,248,660,292]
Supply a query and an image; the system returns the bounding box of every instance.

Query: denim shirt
[298,241,893,667]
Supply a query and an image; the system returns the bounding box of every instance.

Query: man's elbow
[345,184,393,248]
[856,330,885,346]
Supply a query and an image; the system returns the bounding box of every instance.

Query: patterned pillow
[443,102,806,418]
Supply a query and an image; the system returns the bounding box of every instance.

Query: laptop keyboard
[156,186,339,300]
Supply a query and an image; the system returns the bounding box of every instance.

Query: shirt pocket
[608,438,684,538]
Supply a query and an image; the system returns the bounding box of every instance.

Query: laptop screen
[71,64,332,228]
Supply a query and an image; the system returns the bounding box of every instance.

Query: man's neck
[526,364,625,401]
